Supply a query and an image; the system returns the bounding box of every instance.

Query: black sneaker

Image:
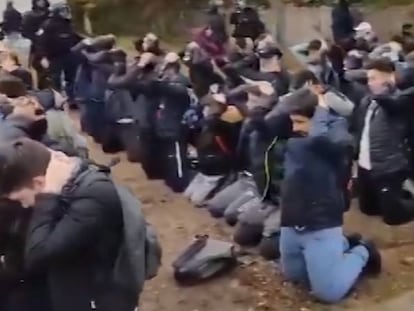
[361,240,382,276]
[346,233,362,249]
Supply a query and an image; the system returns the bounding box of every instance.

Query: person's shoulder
[0,116,30,140]
[39,17,54,29]
[75,168,115,194]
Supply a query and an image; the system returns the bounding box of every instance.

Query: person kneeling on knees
[279,88,381,303]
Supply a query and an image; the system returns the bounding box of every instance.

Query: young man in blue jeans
[279,86,381,303]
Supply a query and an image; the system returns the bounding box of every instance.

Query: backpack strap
[60,161,111,200]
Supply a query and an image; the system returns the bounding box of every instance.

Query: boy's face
[290,114,310,137]
[6,176,46,208]
[367,69,395,95]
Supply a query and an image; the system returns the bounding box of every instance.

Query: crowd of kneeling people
[2,0,414,309]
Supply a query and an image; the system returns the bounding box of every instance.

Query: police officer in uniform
[22,0,50,89]
[36,2,82,102]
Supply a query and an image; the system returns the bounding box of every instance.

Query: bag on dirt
[172,235,237,285]
[64,164,162,295]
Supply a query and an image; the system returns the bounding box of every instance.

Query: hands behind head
[137,52,156,68]
[43,151,78,194]
[304,82,328,108]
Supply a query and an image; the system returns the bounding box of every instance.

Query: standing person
[2,1,22,35]
[2,1,31,69]
[37,2,82,104]
[279,87,381,304]
[331,0,354,45]
[230,0,265,41]
[355,58,414,225]
[22,0,51,89]
[206,0,228,45]
[0,137,160,311]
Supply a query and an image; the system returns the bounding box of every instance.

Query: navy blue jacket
[280,107,352,230]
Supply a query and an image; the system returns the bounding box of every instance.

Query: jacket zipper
[261,136,278,201]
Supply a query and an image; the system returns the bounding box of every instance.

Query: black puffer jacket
[354,87,414,176]
[249,131,287,205]
[22,9,48,45]
[196,116,242,176]
[2,5,22,34]
[0,203,51,311]
[37,16,82,59]
[24,163,134,311]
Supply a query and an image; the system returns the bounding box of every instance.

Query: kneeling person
[279,90,381,303]
[0,138,156,311]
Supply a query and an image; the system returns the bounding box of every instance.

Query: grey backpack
[172,235,237,285]
[113,184,162,294]
[66,164,162,295]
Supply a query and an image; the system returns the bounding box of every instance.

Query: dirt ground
[85,137,414,311]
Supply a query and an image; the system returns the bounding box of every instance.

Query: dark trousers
[357,167,414,225]
[31,54,50,89]
[140,130,164,180]
[49,53,79,100]
[159,138,190,193]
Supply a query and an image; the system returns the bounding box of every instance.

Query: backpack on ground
[172,235,237,285]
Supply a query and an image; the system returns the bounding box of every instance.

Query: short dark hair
[390,35,404,45]
[0,71,27,98]
[402,23,413,31]
[286,88,318,118]
[365,58,395,73]
[291,69,320,89]
[0,138,51,196]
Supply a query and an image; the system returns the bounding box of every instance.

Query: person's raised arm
[309,94,353,156]
[374,86,414,114]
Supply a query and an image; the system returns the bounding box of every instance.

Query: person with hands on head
[356,58,414,225]
[0,137,137,311]
[279,84,381,304]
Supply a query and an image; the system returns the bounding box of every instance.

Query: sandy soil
[87,139,414,311]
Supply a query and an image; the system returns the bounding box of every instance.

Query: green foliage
[69,0,208,36]
[69,0,414,37]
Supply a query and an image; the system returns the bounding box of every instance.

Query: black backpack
[172,235,237,285]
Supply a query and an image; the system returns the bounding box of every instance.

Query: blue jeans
[280,226,368,303]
